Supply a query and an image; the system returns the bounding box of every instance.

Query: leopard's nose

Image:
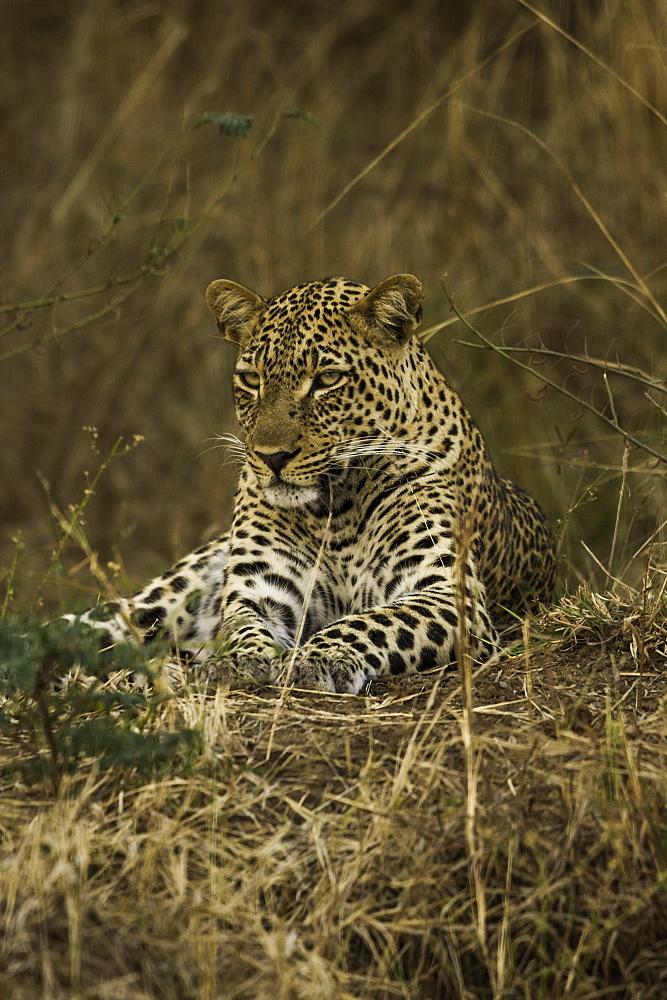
[255,449,299,476]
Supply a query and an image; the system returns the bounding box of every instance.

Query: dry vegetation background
[1,0,665,610]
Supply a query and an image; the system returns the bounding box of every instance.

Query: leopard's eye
[311,370,346,391]
[237,370,261,389]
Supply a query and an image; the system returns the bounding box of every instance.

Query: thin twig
[444,290,667,466]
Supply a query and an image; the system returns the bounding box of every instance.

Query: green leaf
[195,111,254,137]
[284,106,319,125]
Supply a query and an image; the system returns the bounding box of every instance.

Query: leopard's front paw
[279,650,376,695]
[199,653,281,689]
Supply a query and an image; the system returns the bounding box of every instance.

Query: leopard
[67,273,556,694]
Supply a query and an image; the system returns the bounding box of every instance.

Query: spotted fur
[69,273,556,693]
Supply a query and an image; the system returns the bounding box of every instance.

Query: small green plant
[0,435,203,794]
[0,613,201,791]
[31,429,145,613]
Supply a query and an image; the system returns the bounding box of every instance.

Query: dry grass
[2,585,667,998]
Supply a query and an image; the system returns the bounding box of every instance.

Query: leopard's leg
[207,548,322,686]
[283,568,498,694]
[59,534,230,686]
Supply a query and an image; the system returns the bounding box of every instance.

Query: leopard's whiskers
[198,433,247,466]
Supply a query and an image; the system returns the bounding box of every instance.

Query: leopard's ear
[205,279,266,346]
[348,274,424,349]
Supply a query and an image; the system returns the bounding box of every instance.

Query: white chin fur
[263,483,321,508]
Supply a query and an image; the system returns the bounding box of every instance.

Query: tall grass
[1,0,665,607]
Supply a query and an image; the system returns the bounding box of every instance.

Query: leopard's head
[206,274,424,508]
